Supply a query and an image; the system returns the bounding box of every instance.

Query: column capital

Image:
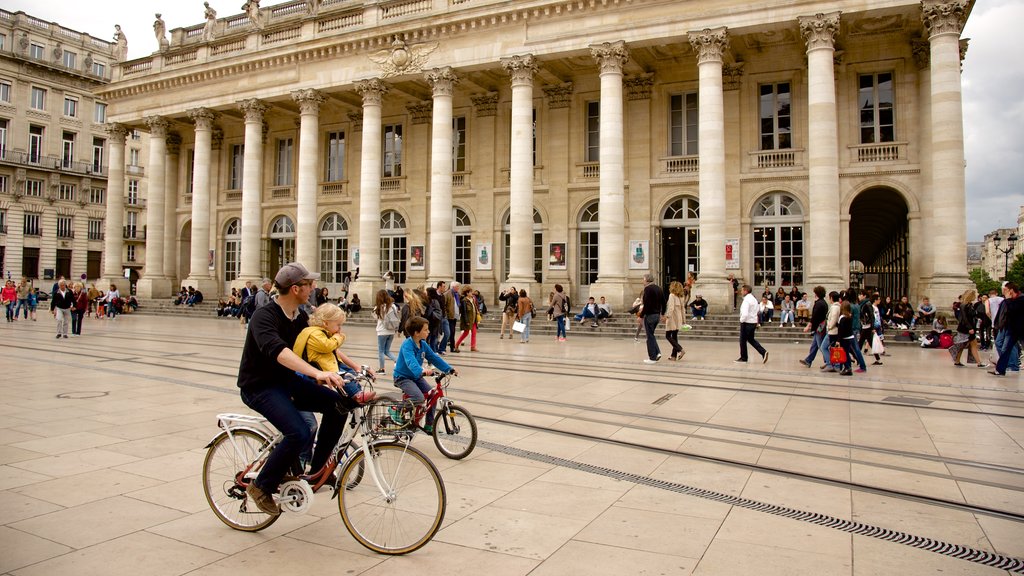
[500,54,538,85]
[105,123,129,143]
[723,62,745,90]
[407,102,433,125]
[688,27,729,64]
[921,0,969,38]
[543,83,574,109]
[589,41,629,74]
[144,116,171,138]
[355,78,389,106]
[166,131,182,155]
[471,92,499,116]
[238,99,268,123]
[425,66,459,97]
[798,11,841,51]
[291,88,325,115]
[186,107,220,130]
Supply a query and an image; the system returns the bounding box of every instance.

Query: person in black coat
[49,279,74,339]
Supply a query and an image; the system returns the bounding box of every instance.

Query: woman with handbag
[515,289,534,344]
[948,289,987,368]
[834,301,856,376]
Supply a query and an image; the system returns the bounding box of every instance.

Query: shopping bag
[871,333,885,355]
[512,320,526,333]
[564,319,570,331]
[829,344,848,365]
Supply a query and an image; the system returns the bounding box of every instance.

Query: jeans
[849,333,866,369]
[994,329,1021,373]
[297,411,318,470]
[556,316,566,339]
[804,331,829,365]
[780,310,794,324]
[240,376,354,493]
[55,308,71,336]
[839,337,856,372]
[643,314,661,360]
[574,309,596,323]
[71,309,85,335]
[739,322,766,361]
[4,302,14,321]
[377,334,397,370]
[16,298,29,319]
[690,306,706,319]
[394,376,435,426]
[447,319,458,351]
[437,319,451,353]
[519,314,531,342]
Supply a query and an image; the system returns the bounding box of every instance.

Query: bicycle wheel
[432,403,478,460]
[337,442,446,555]
[202,429,280,531]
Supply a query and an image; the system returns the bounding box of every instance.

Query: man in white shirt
[736,284,768,363]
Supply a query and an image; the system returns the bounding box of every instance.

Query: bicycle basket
[365,396,416,435]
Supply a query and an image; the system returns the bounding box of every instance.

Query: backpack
[859,301,874,327]
[383,304,400,332]
[240,293,258,319]
[561,296,571,314]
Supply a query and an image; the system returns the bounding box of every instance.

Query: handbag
[512,320,526,333]
[870,333,885,355]
[829,344,848,365]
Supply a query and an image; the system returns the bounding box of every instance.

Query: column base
[802,275,847,294]
[916,275,973,318]
[135,276,174,301]
[692,276,735,314]
[347,279,382,305]
[586,279,633,311]
[182,277,220,299]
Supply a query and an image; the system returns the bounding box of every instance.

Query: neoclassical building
[97,0,974,309]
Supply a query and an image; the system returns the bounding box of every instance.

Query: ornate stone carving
[187,107,219,130]
[112,25,127,62]
[84,53,94,71]
[590,41,629,74]
[144,116,170,138]
[203,2,218,42]
[543,83,573,109]
[959,38,969,63]
[17,32,29,55]
[242,0,264,30]
[688,27,729,64]
[53,43,64,62]
[166,132,182,155]
[369,36,438,78]
[471,92,499,117]
[407,102,433,125]
[799,12,841,51]
[500,54,538,84]
[624,74,654,101]
[921,0,969,37]
[425,67,459,97]
[238,99,268,123]
[348,111,363,131]
[849,14,906,36]
[723,62,745,90]
[354,78,389,106]
[291,88,325,115]
[912,38,930,69]
[211,127,224,150]
[105,123,130,143]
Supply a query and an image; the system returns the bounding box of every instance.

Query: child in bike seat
[292,303,369,400]
[393,316,458,432]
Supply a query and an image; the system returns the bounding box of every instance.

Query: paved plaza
[1,313,1022,575]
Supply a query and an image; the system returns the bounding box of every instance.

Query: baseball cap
[274,262,319,290]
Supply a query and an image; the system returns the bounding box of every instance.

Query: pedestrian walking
[665,280,685,360]
[50,279,74,338]
[736,284,768,363]
[640,273,666,364]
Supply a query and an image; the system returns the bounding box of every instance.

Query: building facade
[97,0,974,309]
[0,10,152,288]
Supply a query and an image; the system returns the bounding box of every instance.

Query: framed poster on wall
[629,240,649,270]
[725,238,740,269]
[409,245,425,270]
[548,243,566,270]
[475,241,492,270]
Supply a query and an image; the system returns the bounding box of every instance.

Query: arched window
[661,196,700,279]
[502,208,543,283]
[579,201,599,285]
[453,207,472,285]
[319,213,348,283]
[268,215,295,274]
[751,192,803,288]
[380,210,407,284]
[224,218,240,282]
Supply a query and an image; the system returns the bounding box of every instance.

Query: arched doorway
[223,218,240,293]
[380,210,407,284]
[750,192,804,291]
[319,212,349,285]
[179,220,191,281]
[660,195,700,289]
[267,215,295,274]
[453,207,472,285]
[849,187,909,299]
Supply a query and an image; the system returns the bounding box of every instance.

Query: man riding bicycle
[237,262,370,516]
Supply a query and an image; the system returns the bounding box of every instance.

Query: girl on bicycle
[394,316,458,432]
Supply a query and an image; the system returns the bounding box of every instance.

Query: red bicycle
[388,371,478,460]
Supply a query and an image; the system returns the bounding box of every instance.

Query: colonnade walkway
[1,314,1022,575]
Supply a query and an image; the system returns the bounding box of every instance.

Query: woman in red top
[2,280,17,322]
[71,282,90,335]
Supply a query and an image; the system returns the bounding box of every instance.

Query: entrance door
[661,227,699,287]
[56,249,72,279]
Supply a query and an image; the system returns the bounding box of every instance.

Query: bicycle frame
[404,373,455,428]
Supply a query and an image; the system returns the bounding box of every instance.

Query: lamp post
[993,233,1018,280]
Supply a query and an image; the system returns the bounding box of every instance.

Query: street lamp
[993,233,1018,280]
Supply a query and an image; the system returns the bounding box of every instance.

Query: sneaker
[387,407,406,425]
[799,359,810,368]
[976,364,988,369]
[872,361,884,366]
[591,322,599,328]
[854,368,866,373]
[762,351,769,364]
[734,358,747,363]
[988,370,1005,377]
[422,424,434,434]
[840,370,853,376]
[822,366,837,373]
[246,483,281,516]
[376,368,386,375]
[679,349,686,359]
[558,337,566,342]
[656,353,662,361]
[643,359,658,364]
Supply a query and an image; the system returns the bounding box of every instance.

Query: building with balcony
[0,9,150,287]
[97,0,975,307]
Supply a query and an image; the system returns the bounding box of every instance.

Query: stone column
[911,39,932,300]
[185,107,218,294]
[799,11,844,289]
[163,131,181,285]
[587,41,630,306]
[292,89,324,272]
[239,99,267,281]
[689,27,733,310]
[425,67,458,285]
[921,0,971,302]
[136,115,171,298]
[349,79,388,298]
[500,55,539,291]
[102,123,129,283]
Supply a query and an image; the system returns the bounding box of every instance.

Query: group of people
[797,286,883,376]
[3,276,127,335]
[174,286,205,307]
[2,278,41,322]
[949,283,1022,377]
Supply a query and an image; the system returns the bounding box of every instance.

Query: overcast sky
[6,0,1022,241]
